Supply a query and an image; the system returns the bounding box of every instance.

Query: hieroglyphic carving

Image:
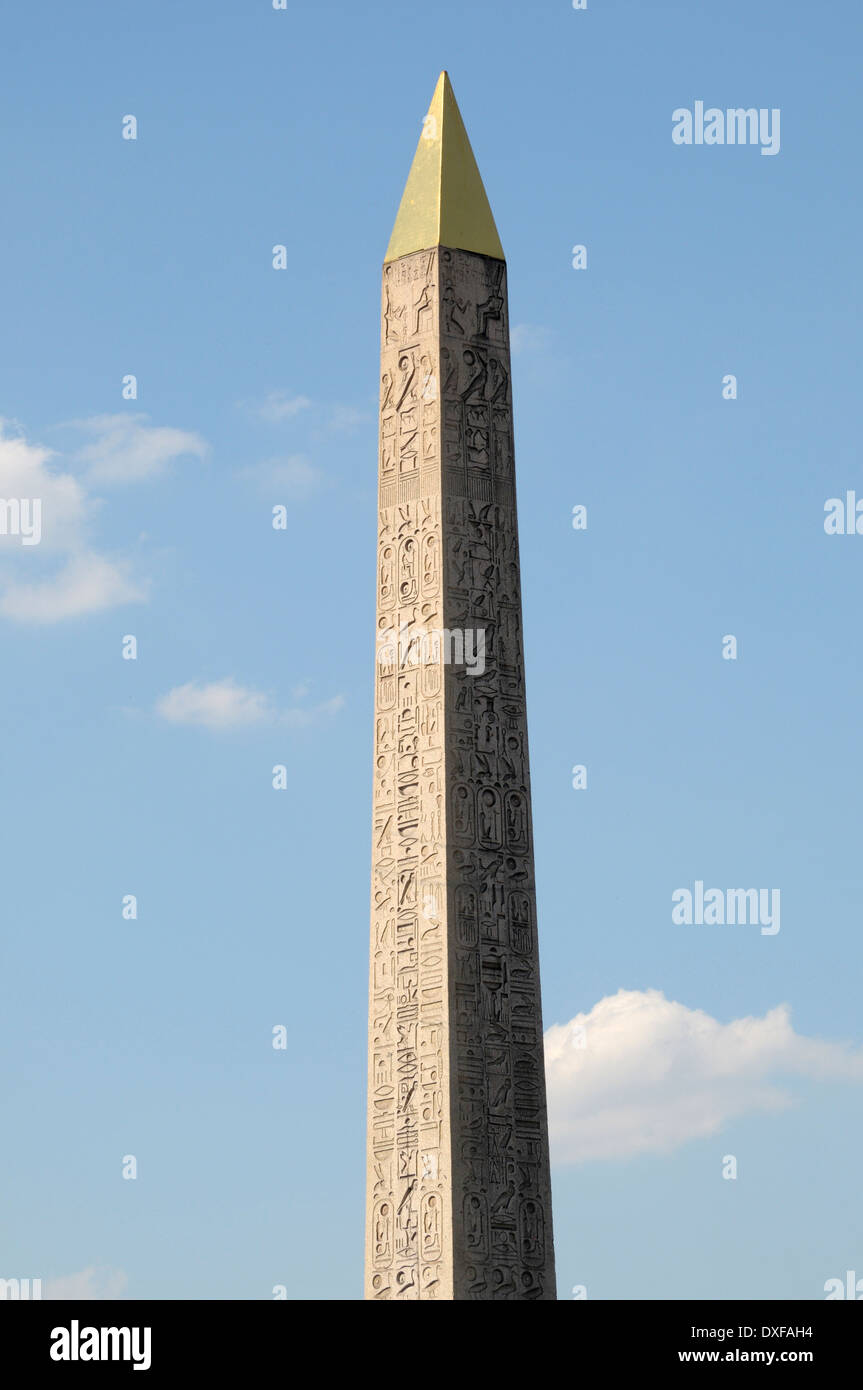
[367,249,452,1301]
[440,249,554,1301]
[366,247,555,1300]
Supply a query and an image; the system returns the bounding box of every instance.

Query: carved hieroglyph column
[366,72,556,1301]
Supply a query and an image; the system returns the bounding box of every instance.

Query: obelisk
[366,72,556,1300]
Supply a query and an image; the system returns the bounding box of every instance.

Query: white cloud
[281,693,344,727]
[325,404,371,433]
[251,392,311,424]
[510,323,550,355]
[0,425,90,554]
[43,1267,128,1300]
[156,678,272,729]
[0,552,146,623]
[155,678,344,730]
[545,989,863,1164]
[237,454,324,500]
[70,413,208,484]
[0,422,148,623]
[244,390,368,436]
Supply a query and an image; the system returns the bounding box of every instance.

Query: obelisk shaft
[365,75,556,1301]
[366,246,453,1300]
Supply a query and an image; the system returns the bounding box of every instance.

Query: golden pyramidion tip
[384,72,504,264]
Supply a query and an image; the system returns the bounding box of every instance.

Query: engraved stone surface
[365,74,556,1302]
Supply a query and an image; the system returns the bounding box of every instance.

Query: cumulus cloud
[0,422,148,622]
[69,413,208,484]
[0,425,90,554]
[155,678,344,730]
[237,454,324,500]
[545,989,863,1164]
[43,1267,128,1300]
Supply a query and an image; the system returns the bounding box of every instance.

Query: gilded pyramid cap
[384,72,505,264]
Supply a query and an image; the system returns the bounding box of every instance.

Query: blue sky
[1,0,861,1300]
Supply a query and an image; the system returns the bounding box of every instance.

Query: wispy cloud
[155,678,344,730]
[1,552,146,623]
[69,413,208,484]
[236,454,324,500]
[280,694,344,727]
[510,323,551,355]
[248,392,312,424]
[242,390,370,436]
[325,404,371,433]
[546,989,863,1164]
[43,1267,128,1300]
